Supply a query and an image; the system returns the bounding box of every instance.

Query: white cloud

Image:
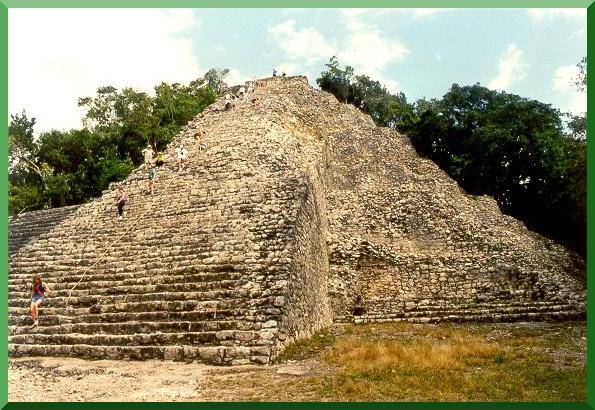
[341,8,454,19]
[338,11,408,92]
[339,30,408,91]
[9,8,201,134]
[268,19,336,66]
[526,8,586,20]
[268,12,408,92]
[552,65,586,115]
[225,68,257,87]
[488,44,528,91]
[552,65,579,91]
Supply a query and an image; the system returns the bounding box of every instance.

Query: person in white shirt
[175,144,188,171]
[142,145,154,166]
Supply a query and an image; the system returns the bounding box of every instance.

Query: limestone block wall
[277,173,333,350]
[253,76,585,324]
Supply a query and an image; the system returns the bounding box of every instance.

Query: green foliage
[9,71,219,215]
[317,57,414,128]
[202,68,230,94]
[317,56,355,103]
[402,83,586,256]
[317,58,585,256]
[8,182,43,215]
[574,57,586,92]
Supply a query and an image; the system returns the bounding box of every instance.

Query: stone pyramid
[8,76,585,365]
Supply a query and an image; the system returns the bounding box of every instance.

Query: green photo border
[0,1,592,409]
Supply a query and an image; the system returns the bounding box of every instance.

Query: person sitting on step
[30,275,50,328]
[116,186,128,220]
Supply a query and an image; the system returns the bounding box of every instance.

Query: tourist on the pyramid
[147,164,158,194]
[224,93,232,111]
[198,130,208,151]
[30,275,50,328]
[155,151,165,167]
[194,128,207,151]
[116,186,128,220]
[239,85,246,100]
[175,144,188,171]
[142,144,154,166]
[243,83,251,103]
[273,68,277,77]
[282,72,286,78]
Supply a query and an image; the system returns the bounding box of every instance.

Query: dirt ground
[8,321,586,402]
[8,356,333,402]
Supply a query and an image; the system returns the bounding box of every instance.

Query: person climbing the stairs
[146,163,158,194]
[194,128,208,151]
[155,151,165,167]
[116,186,128,220]
[239,84,246,103]
[30,275,50,328]
[224,93,232,111]
[175,144,188,171]
[142,144,154,166]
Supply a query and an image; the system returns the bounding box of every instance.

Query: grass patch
[317,322,586,401]
[274,329,336,363]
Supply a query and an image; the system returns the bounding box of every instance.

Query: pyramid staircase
[8,84,318,365]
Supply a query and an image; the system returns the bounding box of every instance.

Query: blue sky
[9,8,586,134]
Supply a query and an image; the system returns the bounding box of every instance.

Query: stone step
[8,319,261,336]
[8,343,271,365]
[336,304,585,323]
[399,304,581,318]
[8,278,244,297]
[8,269,246,286]
[360,298,573,310]
[7,289,266,308]
[9,298,279,318]
[12,244,249,260]
[7,309,242,326]
[9,329,262,348]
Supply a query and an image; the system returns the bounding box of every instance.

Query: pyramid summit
[8,75,585,365]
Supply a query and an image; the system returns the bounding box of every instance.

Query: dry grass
[291,321,587,402]
[327,332,499,372]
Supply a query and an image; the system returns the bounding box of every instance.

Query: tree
[317,57,414,128]
[8,111,52,213]
[202,68,230,94]
[10,70,221,215]
[574,57,586,92]
[567,57,587,140]
[317,57,355,103]
[8,111,44,181]
[402,83,586,256]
